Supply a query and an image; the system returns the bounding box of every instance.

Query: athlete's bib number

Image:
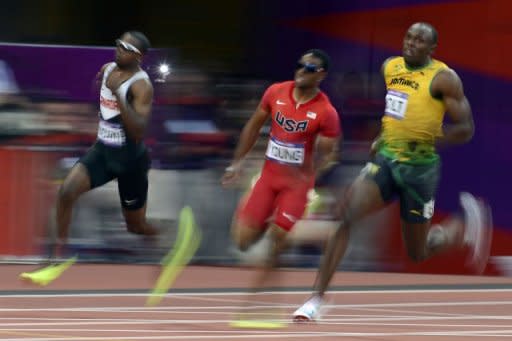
[97,120,126,146]
[265,137,305,165]
[385,90,409,120]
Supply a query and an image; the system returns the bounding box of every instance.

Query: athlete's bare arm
[314,136,340,177]
[118,80,153,141]
[369,59,395,156]
[222,104,270,185]
[431,68,474,145]
[370,128,382,157]
[95,63,110,87]
[234,105,271,162]
[108,78,154,142]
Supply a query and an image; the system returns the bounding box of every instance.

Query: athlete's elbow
[460,121,474,143]
[451,120,474,144]
[127,125,146,141]
[135,129,147,141]
[463,131,474,143]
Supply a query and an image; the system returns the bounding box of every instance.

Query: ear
[429,43,437,55]
[317,71,327,83]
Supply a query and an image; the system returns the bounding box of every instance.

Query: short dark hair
[417,22,438,45]
[303,49,330,71]
[127,31,151,54]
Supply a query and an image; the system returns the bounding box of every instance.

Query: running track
[1,265,511,340]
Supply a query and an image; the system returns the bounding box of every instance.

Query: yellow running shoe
[229,319,287,329]
[19,256,78,286]
[230,308,287,329]
[146,206,202,306]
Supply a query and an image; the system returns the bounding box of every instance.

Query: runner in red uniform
[222,49,341,291]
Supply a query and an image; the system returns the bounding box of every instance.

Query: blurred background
[0,0,511,276]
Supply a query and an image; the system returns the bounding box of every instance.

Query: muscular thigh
[60,162,92,200]
[117,150,150,211]
[361,154,397,203]
[342,154,395,223]
[78,144,115,189]
[274,179,313,232]
[236,172,277,230]
[395,160,440,224]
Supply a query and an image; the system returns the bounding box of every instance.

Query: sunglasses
[296,62,323,73]
[115,39,141,54]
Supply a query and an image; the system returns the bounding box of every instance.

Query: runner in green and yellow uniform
[293,22,493,322]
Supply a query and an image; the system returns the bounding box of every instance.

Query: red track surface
[1,265,511,340]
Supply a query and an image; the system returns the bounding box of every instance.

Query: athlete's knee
[57,183,80,205]
[334,208,353,235]
[126,222,157,235]
[126,222,143,234]
[235,239,252,252]
[331,219,350,246]
[231,229,252,251]
[127,223,151,235]
[269,225,288,247]
[231,223,262,252]
[406,246,428,263]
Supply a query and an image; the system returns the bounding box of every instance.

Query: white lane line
[0,329,285,334]
[154,294,292,307]
[1,320,512,330]
[1,330,512,340]
[319,315,512,321]
[1,288,512,298]
[322,322,512,328]
[344,306,470,317]
[0,313,398,319]
[2,300,512,313]
[0,314,430,320]
[2,315,511,324]
[1,313,512,327]
[325,300,512,308]
[0,321,237,326]
[0,306,277,312]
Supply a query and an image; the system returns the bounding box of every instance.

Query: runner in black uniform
[54,31,156,256]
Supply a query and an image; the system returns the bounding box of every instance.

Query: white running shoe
[460,192,493,274]
[292,295,324,322]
